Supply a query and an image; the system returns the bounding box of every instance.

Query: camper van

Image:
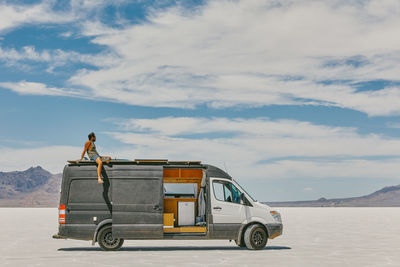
[53,160,282,250]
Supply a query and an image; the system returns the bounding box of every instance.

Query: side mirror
[240,193,245,204]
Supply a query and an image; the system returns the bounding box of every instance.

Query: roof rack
[67,159,202,165]
[134,159,168,163]
[167,161,202,165]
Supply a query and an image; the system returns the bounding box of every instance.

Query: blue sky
[1,0,400,201]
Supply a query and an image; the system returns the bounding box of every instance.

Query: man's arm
[79,141,91,161]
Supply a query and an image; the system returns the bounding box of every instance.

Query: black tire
[97,225,124,251]
[235,239,246,248]
[238,242,247,248]
[244,224,268,250]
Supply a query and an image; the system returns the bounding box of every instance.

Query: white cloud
[0,2,74,33]
[0,0,128,33]
[0,81,85,97]
[1,0,400,116]
[105,117,400,180]
[0,146,81,174]
[2,117,400,183]
[387,122,400,129]
[0,45,117,69]
[64,0,400,116]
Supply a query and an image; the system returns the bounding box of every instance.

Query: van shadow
[58,246,291,252]
[101,168,112,213]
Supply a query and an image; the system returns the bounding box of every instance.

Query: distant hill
[0,166,61,207]
[265,184,400,207]
[1,167,399,207]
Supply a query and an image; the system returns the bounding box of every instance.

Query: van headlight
[270,211,281,223]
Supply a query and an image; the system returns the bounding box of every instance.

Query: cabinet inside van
[163,168,207,233]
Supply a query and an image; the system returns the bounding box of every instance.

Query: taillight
[59,204,66,224]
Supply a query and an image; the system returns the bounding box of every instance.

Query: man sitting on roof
[78,132,111,184]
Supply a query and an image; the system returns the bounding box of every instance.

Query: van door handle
[213,206,222,210]
[153,205,161,211]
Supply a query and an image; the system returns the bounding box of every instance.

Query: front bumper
[265,223,283,239]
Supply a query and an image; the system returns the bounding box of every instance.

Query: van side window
[68,179,108,204]
[213,182,225,201]
[212,181,241,204]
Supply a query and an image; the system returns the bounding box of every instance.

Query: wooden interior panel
[163,168,203,181]
[163,226,206,233]
[164,198,197,226]
[163,168,203,194]
[163,168,180,178]
[163,213,174,228]
[163,169,203,227]
[181,168,203,178]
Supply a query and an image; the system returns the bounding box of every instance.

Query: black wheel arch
[92,219,113,245]
[237,222,269,246]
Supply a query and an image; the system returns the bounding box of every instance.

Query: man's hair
[88,132,95,140]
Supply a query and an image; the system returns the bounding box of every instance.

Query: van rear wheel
[244,224,268,250]
[235,239,246,248]
[98,225,124,251]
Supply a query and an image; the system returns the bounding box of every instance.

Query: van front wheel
[244,224,268,250]
[98,225,124,251]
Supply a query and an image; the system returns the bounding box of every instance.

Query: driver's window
[224,184,233,202]
[230,183,241,204]
[213,180,242,204]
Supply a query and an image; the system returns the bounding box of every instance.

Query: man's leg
[96,157,103,184]
[102,156,111,163]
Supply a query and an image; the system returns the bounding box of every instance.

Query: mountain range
[0,166,399,207]
[265,184,400,207]
[0,166,61,207]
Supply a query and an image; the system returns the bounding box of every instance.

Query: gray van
[53,159,282,250]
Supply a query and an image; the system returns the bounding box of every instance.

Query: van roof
[66,159,232,180]
[67,159,202,166]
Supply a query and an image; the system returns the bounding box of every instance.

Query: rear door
[112,165,164,239]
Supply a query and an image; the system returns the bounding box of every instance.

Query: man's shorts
[89,155,102,161]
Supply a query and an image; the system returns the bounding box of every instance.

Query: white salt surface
[0,208,399,267]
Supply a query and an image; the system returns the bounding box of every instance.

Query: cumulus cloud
[0,81,85,97]
[64,0,400,116]
[0,45,117,68]
[0,2,73,33]
[0,0,128,33]
[0,146,81,174]
[2,116,400,183]
[387,122,400,129]
[1,0,400,116]
[106,117,400,180]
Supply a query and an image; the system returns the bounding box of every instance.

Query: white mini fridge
[178,201,195,226]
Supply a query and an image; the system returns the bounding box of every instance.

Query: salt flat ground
[0,208,399,267]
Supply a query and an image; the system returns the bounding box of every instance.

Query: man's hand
[76,159,81,164]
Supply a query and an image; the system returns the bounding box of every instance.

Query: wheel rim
[252,230,265,246]
[102,231,120,248]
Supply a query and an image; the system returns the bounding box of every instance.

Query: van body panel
[66,224,97,240]
[62,165,113,240]
[209,177,248,239]
[111,165,164,239]
[204,165,232,180]
[245,217,268,225]
[210,223,241,239]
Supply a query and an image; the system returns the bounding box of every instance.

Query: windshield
[233,179,257,202]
